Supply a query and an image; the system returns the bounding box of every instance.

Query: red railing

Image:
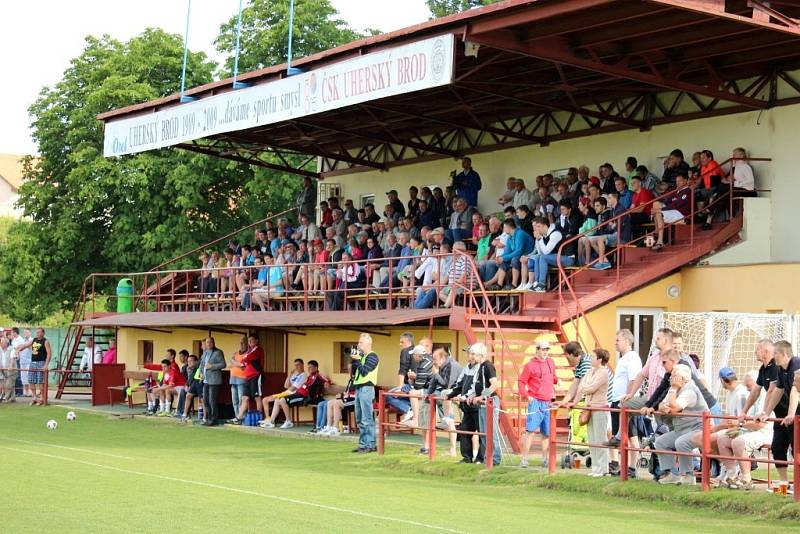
[555,156,771,349]
[547,405,799,499]
[378,390,495,469]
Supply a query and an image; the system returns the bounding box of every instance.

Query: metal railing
[555,156,771,349]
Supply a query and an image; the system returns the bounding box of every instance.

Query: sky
[0,0,432,156]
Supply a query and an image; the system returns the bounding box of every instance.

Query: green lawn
[2,405,798,533]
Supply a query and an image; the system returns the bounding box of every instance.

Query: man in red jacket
[229,334,265,425]
[518,339,559,468]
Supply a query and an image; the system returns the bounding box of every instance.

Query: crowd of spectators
[191,147,757,308]
[0,327,53,405]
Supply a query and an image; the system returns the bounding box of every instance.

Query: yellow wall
[328,104,800,262]
[116,327,245,369]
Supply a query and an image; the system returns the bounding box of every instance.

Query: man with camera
[351,333,380,453]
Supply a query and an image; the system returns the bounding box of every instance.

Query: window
[138,340,154,366]
[335,341,359,373]
[550,168,570,181]
[617,307,662,364]
[360,194,375,209]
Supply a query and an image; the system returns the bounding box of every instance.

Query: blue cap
[718,367,736,380]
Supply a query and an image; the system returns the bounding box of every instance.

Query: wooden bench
[108,370,153,409]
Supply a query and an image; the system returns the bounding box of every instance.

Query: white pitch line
[3,446,467,533]
[0,437,134,460]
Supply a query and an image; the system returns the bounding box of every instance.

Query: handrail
[149,206,298,272]
[555,156,771,349]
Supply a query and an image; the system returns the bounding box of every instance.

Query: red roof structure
[97,0,800,177]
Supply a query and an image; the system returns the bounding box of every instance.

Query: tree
[0,30,260,322]
[215,0,364,74]
[426,0,500,18]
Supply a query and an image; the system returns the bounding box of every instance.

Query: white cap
[410,345,428,355]
[464,342,488,357]
[535,339,550,350]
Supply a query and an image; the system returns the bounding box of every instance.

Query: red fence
[377,390,496,470]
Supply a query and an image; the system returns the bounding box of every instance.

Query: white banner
[103,35,455,157]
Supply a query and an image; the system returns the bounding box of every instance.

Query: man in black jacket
[446,345,483,463]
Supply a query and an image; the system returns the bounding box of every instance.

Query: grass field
[3,404,799,533]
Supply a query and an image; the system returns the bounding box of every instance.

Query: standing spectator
[447,344,483,463]
[11,328,32,398]
[422,348,461,457]
[407,186,421,219]
[561,348,611,477]
[228,338,248,420]
[297,177,317,223]
[178,354,202,423]
[518,339,558,468]
[0,337,17,403]
[352,333,380,453]
[471,342,502,466]
[78,338,102,374]
[656,364,709,485]
[755,340,798,489]
[198,337,225,426]
[740,340,777,417]
[28,328,51,406]
[453,157,482,207]
[608,329,643,478]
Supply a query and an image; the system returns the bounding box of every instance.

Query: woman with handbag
[562,348,611,477]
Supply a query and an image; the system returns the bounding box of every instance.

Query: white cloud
[0,0,430,155]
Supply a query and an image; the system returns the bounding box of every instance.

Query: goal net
[652,312,800,410]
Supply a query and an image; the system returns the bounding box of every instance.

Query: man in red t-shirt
[629,176,655,236]
[517,339,558,468]
[263,360,330,429]
[144,351,179,416]
[229,334,265,425]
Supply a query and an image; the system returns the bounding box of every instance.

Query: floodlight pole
[179,0,196,103]
[232,0,250,89]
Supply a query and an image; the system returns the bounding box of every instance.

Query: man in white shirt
[517,217,570,292]
[11,328,32,397]
[723,147,755,192]
[512,179,534,210]
[79,338,103,373]
[608,329,643,477]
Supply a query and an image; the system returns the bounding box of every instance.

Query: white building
[0,154,25,218]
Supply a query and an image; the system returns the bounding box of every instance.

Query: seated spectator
[413,244,445,309]
[386,189,406,218]
[722,147,756,196]
[251,256,284,311]
[178,354,202,423]
[440,241,469,308]
[364,236,384,287]
[331,208,347,239]
[416,199,437,230]
[635,165,659,193]
[446,197,474,243]
[624,156,638,180]
[566,167,580,195]
[358,204,375,225]
[321,238,343,292]
[614,176,633,209]
[491,219,534,290]
[430,187,447,227]
[480,216,507,284]
[580,197,614,269]
[552,181,571,206]
[598,163,620,194]
[655,364,709,485]
[407,186,420,219]
[512,178,533,210]
[650,172,691,251]
[556,198,583,243]
[319,201,332,229]
[502,205,515,222]
[343,199,358,223]
[696,149,724,230]
[222,247,239,294]
[577,201,597,242]
[629,175,655,236]
[498,177,517,208]
[689,151,702,180]
[518,217,567,292]
[475,221,491,264]
[263,360,328,429]
[293,212,321,243]
[532,186,558,224]
[383,203,400,225]
[144,356,175,416]
[471,212,483,243]
[318,376,356,435]
[515,204,534,236]
[259,358,306,427]
[307,239,329,294]
[577,181,591,208]
[326,251,363,310]
[662,148,690,189]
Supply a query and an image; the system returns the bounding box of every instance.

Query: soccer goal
[653,312,800,399]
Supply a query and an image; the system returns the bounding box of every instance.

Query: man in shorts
[262,360,328,429]
[228,334,265,425]
[650,172,691,251]
[518,339,558,468]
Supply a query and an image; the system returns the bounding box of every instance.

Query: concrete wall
[327,104,800,262]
